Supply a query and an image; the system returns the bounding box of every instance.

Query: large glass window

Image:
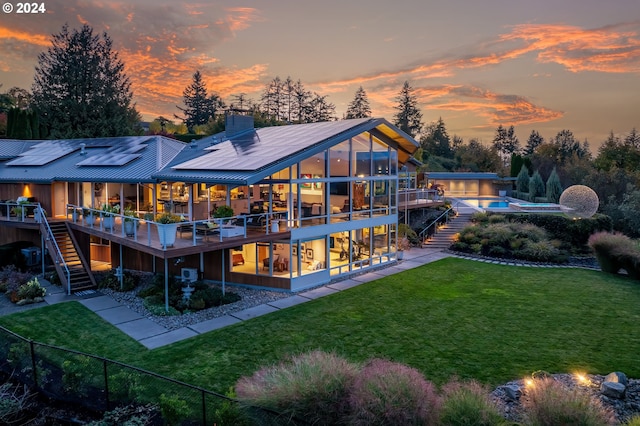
[329,141,350,177]
[352,133,371,177]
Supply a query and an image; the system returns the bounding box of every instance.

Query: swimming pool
[457,198,510,209]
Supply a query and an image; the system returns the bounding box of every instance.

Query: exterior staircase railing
[37,205,72,294]
[417,202,459,247]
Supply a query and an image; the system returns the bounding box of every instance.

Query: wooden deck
[66,219,292,259]
[0,215,290,260]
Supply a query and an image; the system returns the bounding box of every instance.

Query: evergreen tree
[305,93,336,122]
[545,167,563,203]
[524,130,544,155]
[177,70,225,131]
[511,154,524,177]
[552,129,588,163]
[393,81,422,138]
[421,117,452,158]
[516,164,530,194]
[492,124,519,166]
[529,170,546,201]
[345,86,371,119]
[32,24,140,138]
[624,128,640,149]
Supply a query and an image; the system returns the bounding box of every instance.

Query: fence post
[29,340,38,387]
[202,390,207,426]
[104,359,110,411]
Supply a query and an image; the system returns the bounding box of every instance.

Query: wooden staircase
[43,221,97,293]
[422,212,474,250]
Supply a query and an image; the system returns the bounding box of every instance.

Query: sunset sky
[1,0,639,150]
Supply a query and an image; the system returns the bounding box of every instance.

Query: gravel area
[492,373,640,424]
[101,284,290,331]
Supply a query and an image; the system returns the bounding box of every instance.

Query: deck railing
[65,204,289,251]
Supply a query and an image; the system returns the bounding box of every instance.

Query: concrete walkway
[1,248,451,349]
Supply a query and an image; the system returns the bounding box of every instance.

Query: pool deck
[453,196,566,214]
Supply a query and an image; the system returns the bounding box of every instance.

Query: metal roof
[0,140,40,160]
[154,118,419,185]
[0,118,420,185]
[426,172,501,180]
[0,136,184,183]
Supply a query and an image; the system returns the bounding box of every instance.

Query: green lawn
[2,258,639,392]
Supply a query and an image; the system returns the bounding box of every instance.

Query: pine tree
[176,70,225,131]
[421,117,452,158]
[524,130,544,155]
[345,86,371,119]
[393,81,422,138]
[32,24,140,138]
[545,167,563,203]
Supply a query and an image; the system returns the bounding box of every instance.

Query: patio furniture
[232,253,245,266]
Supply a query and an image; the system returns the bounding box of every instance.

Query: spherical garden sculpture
[559,185,599,218]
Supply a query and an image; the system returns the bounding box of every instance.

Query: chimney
[225,110,254,137]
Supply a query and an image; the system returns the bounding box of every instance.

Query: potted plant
[212,205,234,222]
[123,208,139,236]
[83,208,97,226]
[11,196,29,219]
[101,204,120,229]
[155,212,181,247]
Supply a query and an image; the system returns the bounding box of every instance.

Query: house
[0,115,425,293]
[425,172,513,197]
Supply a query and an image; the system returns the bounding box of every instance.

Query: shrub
[347,358,441,426]
[16,277,46,300]
[99,270,139,292]
[625,415,640,426]
[521,378,614,426]
[588,232,640,277]
[483,224,513,247]
[471,212,491,224]
[235,350,359,425]
[439,379,507,426]
[513,223,547,243]
[488,214,506,224]
[1,266,32,295]
[517,241,563,263]
[159,393,191,425]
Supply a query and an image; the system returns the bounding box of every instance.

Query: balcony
[64,205,291,259]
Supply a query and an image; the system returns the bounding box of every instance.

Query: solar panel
[174,120,368,172]
[6,141,76,166]
[76,153,141,166]
[75,141,147,166]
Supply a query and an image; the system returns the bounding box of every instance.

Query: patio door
[53,182,68,218]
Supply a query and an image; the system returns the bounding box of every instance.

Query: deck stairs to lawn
[42,221,97,293]
[421,212,474,250]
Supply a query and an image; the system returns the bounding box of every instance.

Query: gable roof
[153,118,419,185]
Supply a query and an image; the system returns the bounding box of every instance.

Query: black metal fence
[0,325,291,425]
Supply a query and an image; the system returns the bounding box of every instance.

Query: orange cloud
[420,85,563,127]
[503,23,640,73]
[318,22,640,94]
[225,7,264,32]
[0,27,50,46]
